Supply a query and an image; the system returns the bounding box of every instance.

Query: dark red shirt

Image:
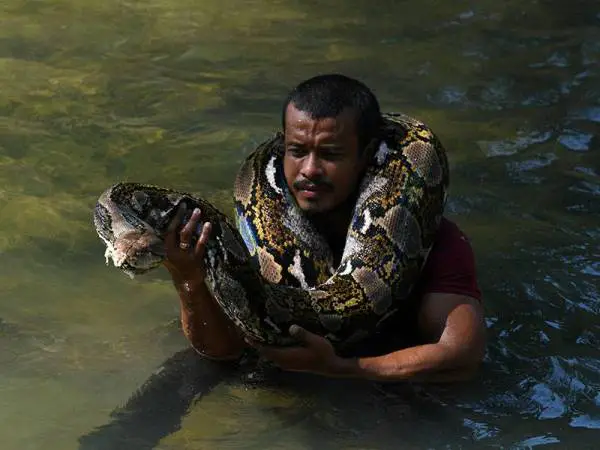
[417,217,481,301]
[344,217,481,357]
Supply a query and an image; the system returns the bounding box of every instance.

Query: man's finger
[194,222,212,257]
[179,208,201,247]
[245,339,277,358]
[245,336,292,356]
[289,325,322,347]
[289,324,308,340]
[165,203,186,247]
[257,345,301,361]
[243,336,261,348]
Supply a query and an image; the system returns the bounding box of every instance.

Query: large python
[93,113,449,351]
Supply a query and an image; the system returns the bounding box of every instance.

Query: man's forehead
[285,105,358,134]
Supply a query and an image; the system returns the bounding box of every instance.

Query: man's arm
[164,206,245,361]
[349,293,486,382]
[251,293,486,383]
[166,266,246,361]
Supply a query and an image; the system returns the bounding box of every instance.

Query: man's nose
[300,153,324,179]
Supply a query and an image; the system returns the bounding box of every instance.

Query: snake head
[109,230,166,276]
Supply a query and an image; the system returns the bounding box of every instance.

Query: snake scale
[93,113,449,351]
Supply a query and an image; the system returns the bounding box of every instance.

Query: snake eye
[131,191,149,212]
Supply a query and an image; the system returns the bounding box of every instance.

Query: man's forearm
[172,275,245,360]
[340,343,481,383]
[342,296,486,383]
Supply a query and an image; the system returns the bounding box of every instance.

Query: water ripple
[462,418,499,441]
[581,261,600,277]
[529,52,569,68]
[559,70,591,94]
[516,434,561,448]
[506,153,558,183]
[574,166,598,177]
[573,106,600,123]
[428,86,469,106]
[528,382,566,419]
[569,180,600,196]
[521,89,561,107]
[477,131,552,157]
[570,414,600,429]
[557,130,593,151]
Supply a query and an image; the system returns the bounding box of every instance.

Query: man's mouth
[292,179,333,202]
[300,184,324,192]
[299,190,320,200]
[298,184,331,201]
[294,180,332,192]
[296,184,330,200]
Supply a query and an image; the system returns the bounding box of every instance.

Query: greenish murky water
[1,0,599,448]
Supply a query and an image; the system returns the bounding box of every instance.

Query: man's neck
[309,197,356,265]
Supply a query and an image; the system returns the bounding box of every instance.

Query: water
[1,0,598,448]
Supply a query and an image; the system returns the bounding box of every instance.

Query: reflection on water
[78,348,237,450]
[1,0,599,448]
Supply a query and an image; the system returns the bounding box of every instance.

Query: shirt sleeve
[419,218,482,301]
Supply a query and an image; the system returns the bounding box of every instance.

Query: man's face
[283,104,367,215]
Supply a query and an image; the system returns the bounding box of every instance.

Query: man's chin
[296,200,330,215]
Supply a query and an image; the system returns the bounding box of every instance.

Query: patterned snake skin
[93,113,449,351]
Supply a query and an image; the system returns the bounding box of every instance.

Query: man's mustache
[293,178,334,191]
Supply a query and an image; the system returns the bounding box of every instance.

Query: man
[163,74,486,383]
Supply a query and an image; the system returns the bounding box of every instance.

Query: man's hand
[164,204,212,285]
[247,294,485,383]
[163,203,245,360]
[247,325,353,377]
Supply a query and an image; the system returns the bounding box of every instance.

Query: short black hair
[281,74,383,152]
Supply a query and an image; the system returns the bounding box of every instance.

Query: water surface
[1,0,599,448]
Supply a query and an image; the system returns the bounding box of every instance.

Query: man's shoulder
[423,217,477,267]
[419,217,481,301]
[435,217,474,250]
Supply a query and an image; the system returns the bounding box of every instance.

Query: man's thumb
[291,324,312,340]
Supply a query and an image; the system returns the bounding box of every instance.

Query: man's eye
[321,150,343,160]
[287,147,306,157]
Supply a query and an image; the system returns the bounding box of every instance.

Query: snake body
[94,113,449,350]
